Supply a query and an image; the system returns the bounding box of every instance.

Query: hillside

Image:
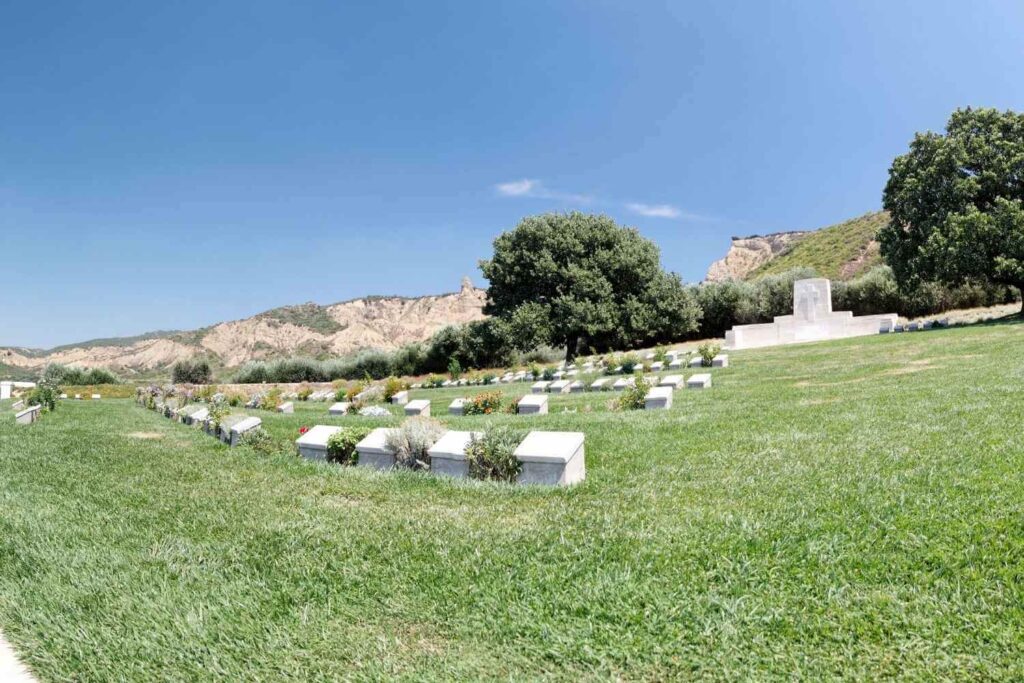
[0,278,487,376]
[706,211,888,282]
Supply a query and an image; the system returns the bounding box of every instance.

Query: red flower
[299,426,309,435]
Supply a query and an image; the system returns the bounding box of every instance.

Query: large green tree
[880,107,1024,311]
[479,212,701,361]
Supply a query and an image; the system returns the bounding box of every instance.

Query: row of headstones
[150,401,263,447]
[413,354,727,390]
[296,425,585,486]
[880,319,949,333]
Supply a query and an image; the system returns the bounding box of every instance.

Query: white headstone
[547,380,571,394]
[658,375,685,389]
[531,381,551,394]
[687,373,712,389]
[404,399,430,417]
[449,398,466,416]
[427,430,481,478]
[277,401,294,414]
[230,416,262,446]
[517,394,548,415]
[296,425,342,461]
[391,390,409,405]
[612,377,635,391]
[328,402,350,416]
[514,431,585,486]
[355,427,399,470]
[644,386,673,410]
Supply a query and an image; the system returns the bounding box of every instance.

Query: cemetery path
[0,630,37,683]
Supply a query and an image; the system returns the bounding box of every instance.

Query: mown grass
[2,322,1024,680]
[750,211,888,281]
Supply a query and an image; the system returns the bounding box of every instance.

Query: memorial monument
[724,278,897,350]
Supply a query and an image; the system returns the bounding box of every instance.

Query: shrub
[384,416,446,470]
[447,358,462,380]
[238,428,283,456]
[616,373,651,411]
[653,346,668,363]
[42,364,119,386]
[195,385,218,402]
[383,376,406,401]
[465,426,525,482]
[172,359,212,385]
[297,384,313,401]
[482,373,496,385]
[260,388,283,411]
[208,396,229,429]
[346,382,366,402]
[26,380,60,412]
[698,342,720,367]
[326,427,371,465]
[462,391,505,416]
[334,387,348,402]
[620,353,640,374]
[358,405,390,417]
[528,362,541,380]
[226,391,248,407]
[542,367,555,381]
[423,375,446,389]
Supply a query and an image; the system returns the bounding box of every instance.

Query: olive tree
[880,107,1024,311]
[479,212,701,361]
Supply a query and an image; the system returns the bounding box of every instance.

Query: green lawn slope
[2,321,1024,679]
[750,211,889,281]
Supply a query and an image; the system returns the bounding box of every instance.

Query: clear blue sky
[2,1,1022,348]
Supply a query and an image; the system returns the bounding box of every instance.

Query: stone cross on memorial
[794,279,829,323]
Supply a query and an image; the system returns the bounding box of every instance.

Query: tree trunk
[564,336,578,364]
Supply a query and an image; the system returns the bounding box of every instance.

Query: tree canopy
[880,107,1024,310]
[479,212,700,361]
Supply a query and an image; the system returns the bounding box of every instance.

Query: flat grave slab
[590,378,610,391]
[514,431,585,486]
[449,398,466,416]
[568,381,585,393]
[612,377,635,391]
[405,399,430,416]
[328,402,350,416]
[296,424,342,461]
[531,381,551,394]
[230,416,262,446]
[658,375,685,389]
[547,380,571,394]
[427,430,481,478]
[712,354,729,368]
[15,405,40,425]
[518,394,549,415]
[644,386,673,410]
[277,402,294,414]
[391,390,409,405]
[355,427,399,470]
[687,373,712,389]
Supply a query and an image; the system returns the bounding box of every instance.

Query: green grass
[2,322,1024,680]
[750,211,889,281]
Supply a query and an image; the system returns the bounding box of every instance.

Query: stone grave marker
[514,431,585,486]
[405,399,430,417]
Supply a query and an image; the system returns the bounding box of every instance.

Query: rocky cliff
[1,278,488,375]
[705,231,810,282]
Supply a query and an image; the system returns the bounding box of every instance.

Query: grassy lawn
[2,322,1024,680]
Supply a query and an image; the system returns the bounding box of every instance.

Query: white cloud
[626,203,682,219]
[495,179,539,197]
[494,178,593,204]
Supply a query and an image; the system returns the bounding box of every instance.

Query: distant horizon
[3,1,1021,347]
